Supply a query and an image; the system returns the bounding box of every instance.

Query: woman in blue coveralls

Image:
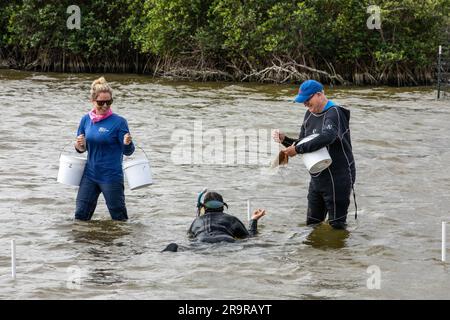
[73,77,135,221]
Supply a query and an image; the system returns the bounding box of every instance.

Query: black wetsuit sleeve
[187,219,197,238]
[282,123,305,148]
[247,219,258,236]
[231,218,260,238]
[230,217,251,239]
[298,123,306,141]
[295,107,339,154]
[281,136,297,148]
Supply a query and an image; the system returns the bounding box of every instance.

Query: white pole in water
[437,46,442,99]
[442,222,447,262]
[11,240,16,280]
[247,199,251,222]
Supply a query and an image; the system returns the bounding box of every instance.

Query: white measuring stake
[439,45,442,55]
[442,222,446,262]
[11,240,16,280]
[247,199,251,222]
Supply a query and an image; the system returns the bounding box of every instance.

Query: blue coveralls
[75,113,135,221]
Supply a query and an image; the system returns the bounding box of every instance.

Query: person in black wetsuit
[273,80,356,230]
[188,191,266,243]
[162,191,266,252]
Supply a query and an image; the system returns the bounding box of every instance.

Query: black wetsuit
[282,105,356,229]
[188,212,258,243]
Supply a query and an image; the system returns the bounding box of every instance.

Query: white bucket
[123,158,153,190]
[57,154,87,186]
[297,134,332,174]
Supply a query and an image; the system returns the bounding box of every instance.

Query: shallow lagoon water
[0,69,449,299]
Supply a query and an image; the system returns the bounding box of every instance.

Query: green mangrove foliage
[2,0,137,72]
[0,0,448,85]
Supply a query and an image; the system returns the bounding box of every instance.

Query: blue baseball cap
[293,80,324,103]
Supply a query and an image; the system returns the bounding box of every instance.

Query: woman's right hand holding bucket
[75,134,86,152]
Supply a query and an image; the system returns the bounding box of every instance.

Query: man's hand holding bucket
[283,145,297,157]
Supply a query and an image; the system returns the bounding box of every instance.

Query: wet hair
[203,191,228,213]
[90,76,113,101]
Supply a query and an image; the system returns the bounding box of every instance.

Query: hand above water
[251,209,266,220]
[272,129,285,143]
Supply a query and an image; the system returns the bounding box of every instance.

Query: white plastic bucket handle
[123,144,150,162]
[59,140,86,158]
[135,145,149,159]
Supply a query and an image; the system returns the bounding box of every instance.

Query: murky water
[0,69,449,299]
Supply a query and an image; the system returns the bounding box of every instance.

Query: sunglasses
[304,93,317,104]
[95,99,113,107]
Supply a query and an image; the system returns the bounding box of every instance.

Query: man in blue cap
[273,80,356,229]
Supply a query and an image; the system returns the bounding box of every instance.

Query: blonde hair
[90,76,113,100]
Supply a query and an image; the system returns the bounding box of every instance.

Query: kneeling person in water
[188,191,265,243]
[162,191,266,252]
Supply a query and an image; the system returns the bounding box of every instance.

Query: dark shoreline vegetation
[0,0,449,86]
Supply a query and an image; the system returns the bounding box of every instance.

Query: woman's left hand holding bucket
[124,133,132,145]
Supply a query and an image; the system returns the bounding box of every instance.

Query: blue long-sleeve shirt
[76,113,135,183]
